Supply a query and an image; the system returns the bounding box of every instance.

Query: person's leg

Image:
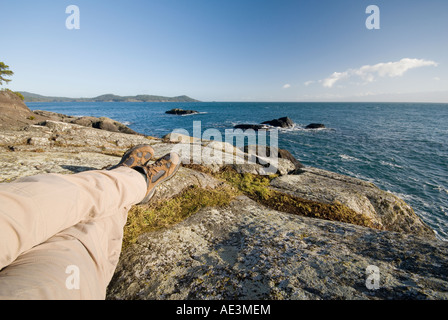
[0,144,155,271]
[0,148,181,299]
[0,211,127,299]
[0,166,146,271]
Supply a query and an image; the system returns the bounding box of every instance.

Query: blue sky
[2,0,447,102]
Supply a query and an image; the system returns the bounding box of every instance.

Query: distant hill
[19,92,200,103]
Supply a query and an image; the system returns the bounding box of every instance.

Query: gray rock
[40,120,76,132]
[0,151,119,182]
[270,166,435,238]
[90,117,139,135]
[161,134,298,175]
[26,137,50,147]
[107,196,448,300]
[0,121,158,182]
[232,157,295,176]
[150,166,224,202]
[33,111,139,135]
[0,90,44,130]
[244,145,304,170]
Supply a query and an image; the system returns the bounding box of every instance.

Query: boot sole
[110,144,155,170]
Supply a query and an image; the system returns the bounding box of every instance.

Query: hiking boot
[136,152,181,204]
[109,144,155,170]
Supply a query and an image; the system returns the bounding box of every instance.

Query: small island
[165,108,199,115]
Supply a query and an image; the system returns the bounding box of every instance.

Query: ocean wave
[283,124,334,132]
[339,168,375,184]
[435,185,448,195]
[180,112,208,116]
[430,216,448,241]
[391,191,436,218]
[389,191,417,202]
[278,126,303,132]
[276,127,334,134]
[380,160,403,168]
[339,154,360,162]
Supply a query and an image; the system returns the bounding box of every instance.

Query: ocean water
[27,102,448,241]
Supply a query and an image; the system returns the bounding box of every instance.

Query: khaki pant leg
[0,167,146,270]
[0,209,128,300]
[0,167,146,299]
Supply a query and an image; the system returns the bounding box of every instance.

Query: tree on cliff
[0,62,14,86]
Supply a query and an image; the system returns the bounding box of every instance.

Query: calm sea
[27,102,448,241]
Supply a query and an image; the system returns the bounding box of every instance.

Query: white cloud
[321,58,438,88]
[282,84,291,89]
[322,71,349,88]
[304,80,315,86]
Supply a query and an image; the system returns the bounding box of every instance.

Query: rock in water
[233,124,269,130]
[262,117,294,128]
[305,123,325,129]
[165,108,198,115]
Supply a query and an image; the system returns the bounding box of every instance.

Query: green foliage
[0,62,14,86]
[13,91,25,101]
[2,88,25,101]
[123,185,238,248]
[3,89,24,100]
[217,167,275,200]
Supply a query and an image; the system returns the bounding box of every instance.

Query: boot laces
[146,158,167,177]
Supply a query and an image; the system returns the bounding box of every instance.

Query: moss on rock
[183,164,376,230]
[123,184,239,248]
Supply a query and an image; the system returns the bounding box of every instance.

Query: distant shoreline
[19,91,200,103]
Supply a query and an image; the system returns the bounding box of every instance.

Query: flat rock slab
[150,166,224,202]
[0,151,119,182]
[270,167,435,238]
[107,196,448,300]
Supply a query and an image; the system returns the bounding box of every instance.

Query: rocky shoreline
[0,90,447,300]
